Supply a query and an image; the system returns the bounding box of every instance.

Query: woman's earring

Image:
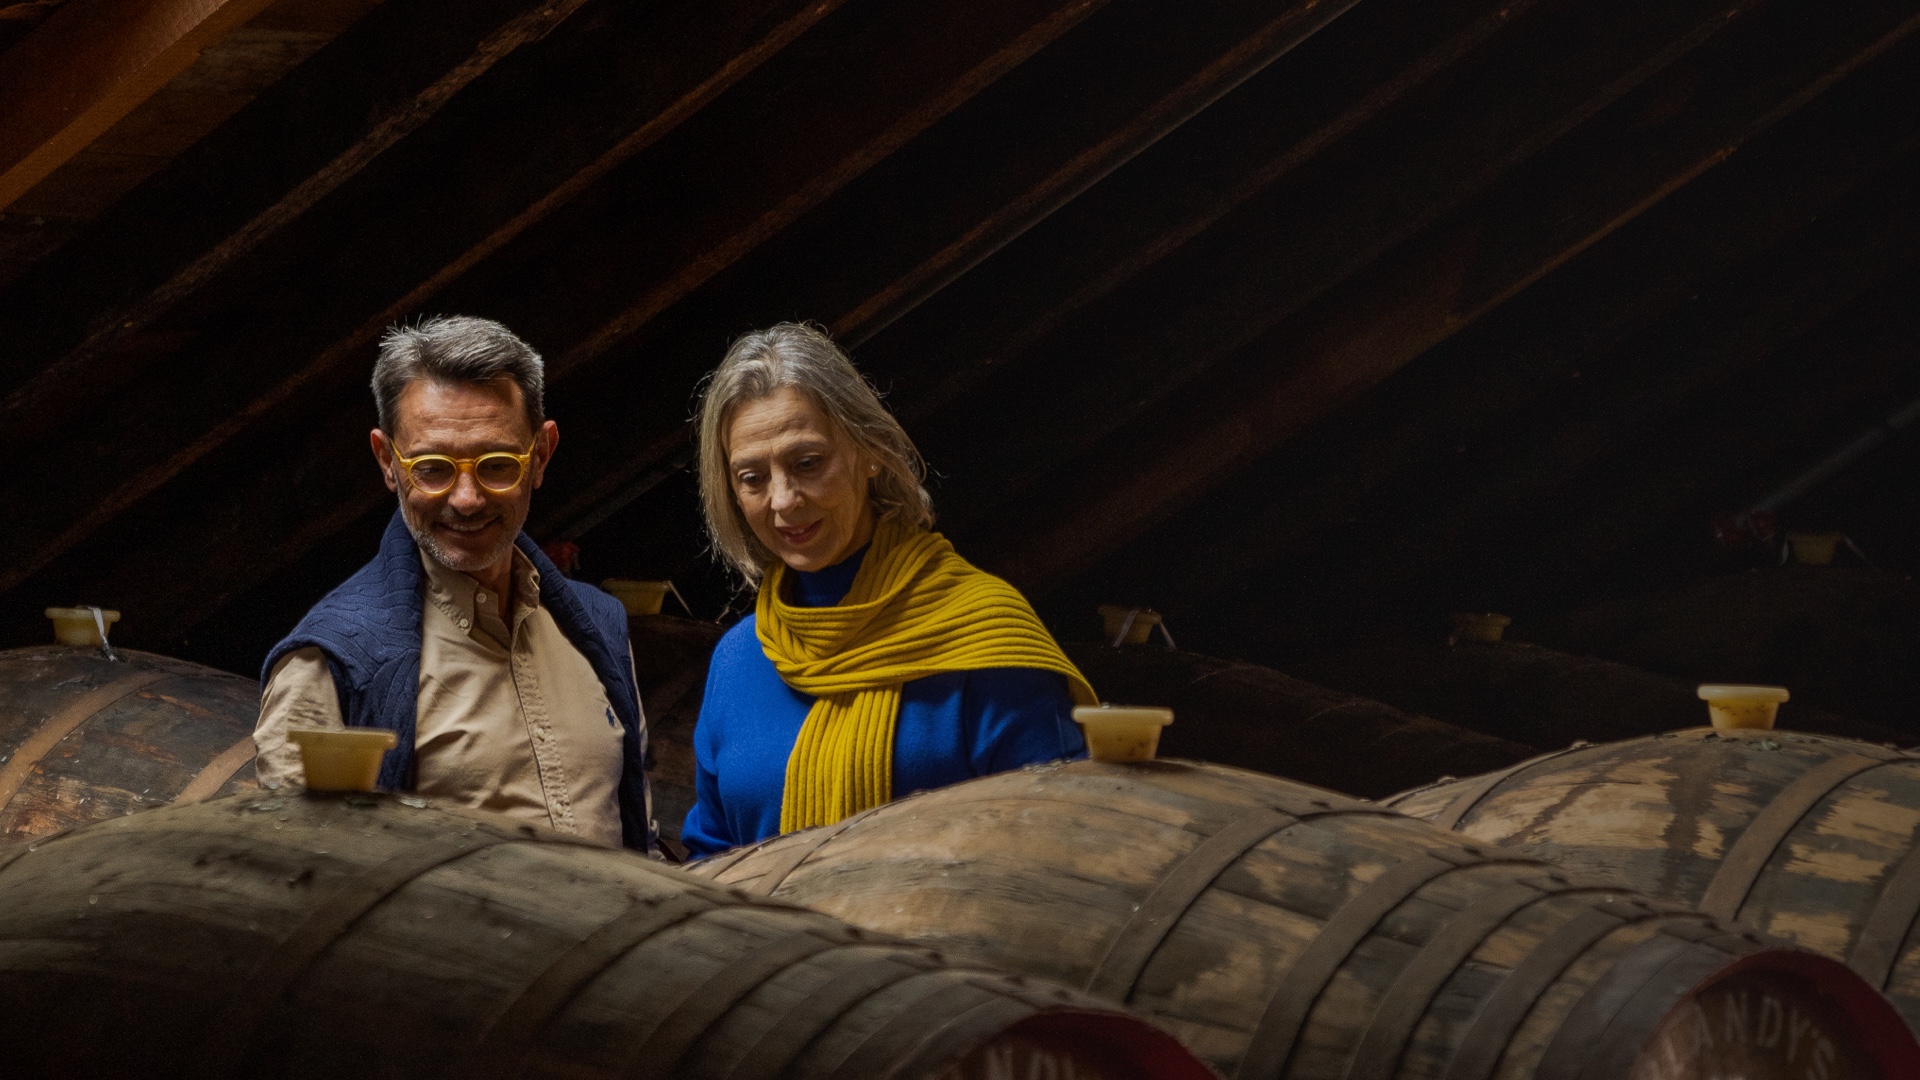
[868,463,880,475]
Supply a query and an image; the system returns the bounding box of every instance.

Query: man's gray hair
[372,315,545,437]
[697,322,933,583]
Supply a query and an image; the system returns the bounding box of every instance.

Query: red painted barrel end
[1627,949,1919,1080]
[945,1011,1220,1080]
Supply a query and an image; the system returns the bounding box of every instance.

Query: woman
[679,323,1095,857]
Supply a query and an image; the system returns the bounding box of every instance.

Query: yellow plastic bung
[1697,684,1790,731]
[1097,604,1161,646]
[45,606,119,647]
[602,579,674,617]
[1451,612,1512,644]
[1073,704,1174,763]
[1786,532,1843,566]
[287,727,398,792]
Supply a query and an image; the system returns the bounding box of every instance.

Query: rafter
[0,0,278,211]
[985,1,1920,593]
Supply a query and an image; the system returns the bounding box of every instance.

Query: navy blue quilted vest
[263,511,655,852]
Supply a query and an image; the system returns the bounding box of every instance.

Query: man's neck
[465,556,514,606]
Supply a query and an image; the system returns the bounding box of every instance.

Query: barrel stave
[0,646,259,841]
[6,677,258,834]
[792,801,1175,989]
[1740,764,1920,953]
[700,759,1918,1078]
[0,791,1206,1080]
[1396,727,1920,1039]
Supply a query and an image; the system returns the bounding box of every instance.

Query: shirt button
[476,591,488,603]
[457,618,471,629]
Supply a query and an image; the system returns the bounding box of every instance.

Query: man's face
[370,378,557,577]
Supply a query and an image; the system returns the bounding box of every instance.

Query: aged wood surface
[1393,727,1920,1037]
[0,0,281,210]
[0,788,1210,1080]
[693,758,1915,1079]
[0,644,258,840]
[1063,642,1531,797]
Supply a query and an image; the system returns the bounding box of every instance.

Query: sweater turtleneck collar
[790,543,870,608]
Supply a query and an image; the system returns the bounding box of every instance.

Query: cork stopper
[1697,684,1789,731]
[45,606,119,647]
[288,727,398,792]
[1098,605,1164,646]
[1073,704,1174,763]
[1786,532,1844,565]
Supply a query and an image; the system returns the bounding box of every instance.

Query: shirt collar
[419,546,542,620]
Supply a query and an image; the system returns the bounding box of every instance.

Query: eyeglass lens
[408,455,524,493]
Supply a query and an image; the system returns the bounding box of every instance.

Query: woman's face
[726,387,877,574]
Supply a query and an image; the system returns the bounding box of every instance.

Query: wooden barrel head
[0,789,1209,1080]
[695,759,1919,1079]
[1392,728,1920,1039]
[0,645,258,840]
[1630,955,1906,1080]
[942,1014,1219,1080]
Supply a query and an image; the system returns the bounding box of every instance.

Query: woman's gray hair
[697,322,933,583]
[372,315,545,438]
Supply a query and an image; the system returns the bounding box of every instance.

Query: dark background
[3,0,1917,699]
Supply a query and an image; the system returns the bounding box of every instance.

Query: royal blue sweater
[680,547,1086,857]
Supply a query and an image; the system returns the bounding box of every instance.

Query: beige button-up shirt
[255,547,633,847]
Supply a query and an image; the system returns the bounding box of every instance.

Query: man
[254,315,654,852]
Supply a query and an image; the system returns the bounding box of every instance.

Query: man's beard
[401,499,517,574]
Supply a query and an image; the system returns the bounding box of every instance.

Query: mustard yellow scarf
[758,519,1097,832]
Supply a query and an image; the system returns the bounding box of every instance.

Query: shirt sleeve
[254,648,345,789]
[962,668,1087,777]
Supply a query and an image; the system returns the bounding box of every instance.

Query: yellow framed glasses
[390,442,536,495]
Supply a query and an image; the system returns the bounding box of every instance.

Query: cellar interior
[4,0,1920,1077]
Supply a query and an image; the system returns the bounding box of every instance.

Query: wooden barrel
[0,644,258,840]
[692,759,1915,1079]
[1389,727,1920,1038]
[1290,639,1908,749]
[1065,643,1533,797]
[0,789,1209,1080]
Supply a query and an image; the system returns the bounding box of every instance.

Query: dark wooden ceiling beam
[862,0,1535,430]
[980,0,1920,594]
[0,0,1119,641]
[536,0,1385,540]
[1217,242,1920,661]
[0,0,584,416]
[824,0,1365,349]
[0,0,280,211]
[904,0,1765,538]
[0,0,847,599]
[1396,171,1920,591]
[525,0,1113,383]
[1079,25,1920,635]
[554,0,1749,551]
